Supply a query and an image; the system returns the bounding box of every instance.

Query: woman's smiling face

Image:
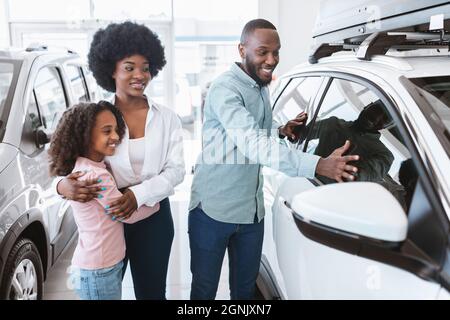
[112,54,151,97]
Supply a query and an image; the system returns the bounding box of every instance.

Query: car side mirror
[291,182,407,242]
[35,126,52,147]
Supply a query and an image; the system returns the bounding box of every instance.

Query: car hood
[0,143,18,174]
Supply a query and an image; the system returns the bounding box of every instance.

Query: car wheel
[0,238,44,300]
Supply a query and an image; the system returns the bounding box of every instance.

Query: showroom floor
[43,128,231,300]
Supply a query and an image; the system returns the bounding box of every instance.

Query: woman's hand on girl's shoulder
[57,171,103,203]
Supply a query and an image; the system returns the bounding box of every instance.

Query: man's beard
[244,61,272,87]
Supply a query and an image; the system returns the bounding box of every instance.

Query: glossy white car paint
[291,182,408,242]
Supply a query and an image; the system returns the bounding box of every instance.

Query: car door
[264,75,326,199]
[261,75,325,297]
[19,65,75,263]
[276,75,444,299]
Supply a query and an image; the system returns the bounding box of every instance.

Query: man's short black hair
[88,21,166,92]
[240,19,277,44]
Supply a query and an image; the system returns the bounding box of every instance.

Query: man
[188,19,359,300]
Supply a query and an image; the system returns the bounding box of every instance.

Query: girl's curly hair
[48,101,126,176]
[88,21,166,92]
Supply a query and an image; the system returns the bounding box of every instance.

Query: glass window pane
[408,76,450,132]
[66,65,89,103]
[83,67,106,102]
[273,76,322,147]
[34,67,67,131]
[92,0,172,20]
[0,62,14,116]
[8,0,90,20]
[308,78,411,209]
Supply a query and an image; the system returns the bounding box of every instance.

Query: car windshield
[0,61,16,139]
[408,76,450,134]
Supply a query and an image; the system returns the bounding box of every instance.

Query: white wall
[259,0,321,76]
[0,0,9,47]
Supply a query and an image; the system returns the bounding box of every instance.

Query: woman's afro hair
[88,21,166,92]
[48,101,126,177]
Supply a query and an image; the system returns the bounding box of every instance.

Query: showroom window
[306,77,413,210]
[8,0,91,20]
[91,0,172,20]
[6,0,258,125]
[33,66,68,131]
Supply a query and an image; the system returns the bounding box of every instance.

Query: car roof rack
[309,30,450,64]
[25,43,77,54]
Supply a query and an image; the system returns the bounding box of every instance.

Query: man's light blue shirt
[189,63,320,224]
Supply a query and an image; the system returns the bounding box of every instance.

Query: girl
[48,101,160,300]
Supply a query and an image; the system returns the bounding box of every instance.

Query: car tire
[0,238,44,300]
[254,283,265,300]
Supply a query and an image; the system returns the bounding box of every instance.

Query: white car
[257,40,450,299]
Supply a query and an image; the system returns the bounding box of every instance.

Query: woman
[56,21,185,300]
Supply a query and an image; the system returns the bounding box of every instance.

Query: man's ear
[238,43,245,59]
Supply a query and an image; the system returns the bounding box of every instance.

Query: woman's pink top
[69,157,160,269]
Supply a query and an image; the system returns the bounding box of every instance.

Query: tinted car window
[66,65,89,103]
[34,67,67,131]
[273,76,323,148]
[307,78,413,210]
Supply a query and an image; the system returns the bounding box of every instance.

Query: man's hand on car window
[279,112,308,142]
[57,171,101,202]
[315,140,359,182]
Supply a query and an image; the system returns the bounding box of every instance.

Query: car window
[33,66,67,131]
[272,76,323,148]
[0,62,14,116]
[273,77,322,122]
[66,65,89,103]
[306,77,413,211]
[83,67,104,101]
[407,76,450,138]
[270,76,290,105]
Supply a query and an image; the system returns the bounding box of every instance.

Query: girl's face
[112,54,151,97]
[87,110,120,161]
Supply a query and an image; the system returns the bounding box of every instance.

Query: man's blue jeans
[188,206,264,300]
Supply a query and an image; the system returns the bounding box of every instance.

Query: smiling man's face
[239,28,281,86]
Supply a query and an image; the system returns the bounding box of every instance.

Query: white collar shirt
[106,95,186,207]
